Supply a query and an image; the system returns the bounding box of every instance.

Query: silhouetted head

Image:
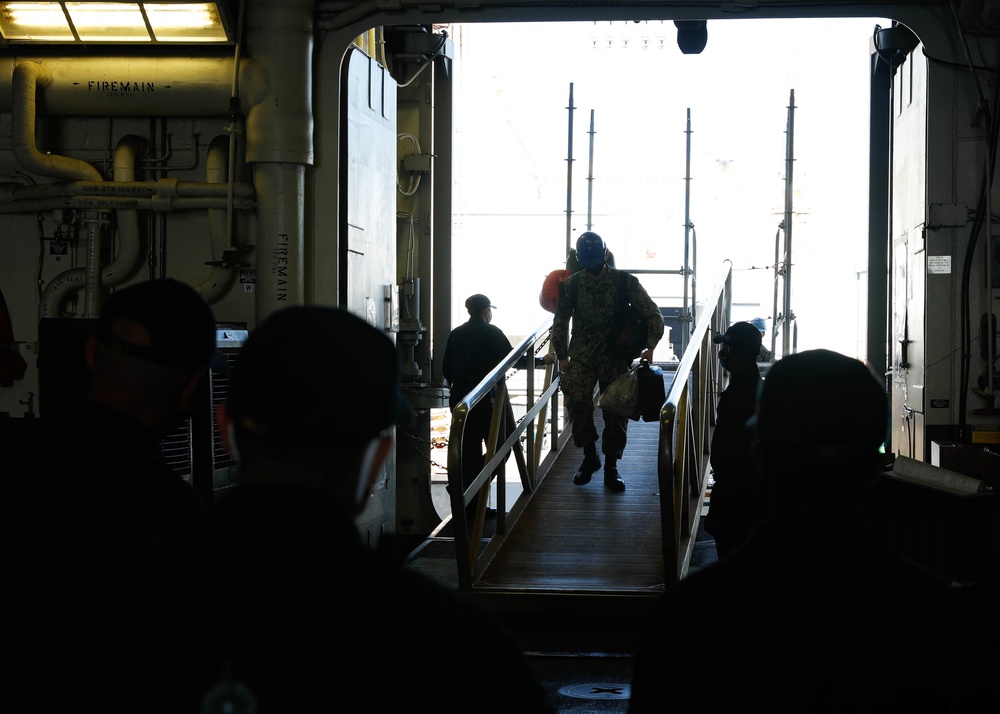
[753,349,887,503]
[713,321,762,373]
[465,294,495,320]
[87,278,216,433]
[222,306,413,510]
[95,278,216,373]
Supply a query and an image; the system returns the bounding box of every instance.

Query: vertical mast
[587,109,595,230]
[782,89,796,357]
[565,82,575,258]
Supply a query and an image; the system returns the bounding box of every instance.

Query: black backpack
[566,269,649,360]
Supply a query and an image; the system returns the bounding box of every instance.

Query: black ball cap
[227,306,413,446]
[713,321,763,359]
[96,278,216,372]
[465,294,495,312]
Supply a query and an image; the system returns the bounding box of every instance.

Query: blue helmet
[576,232,607,268]
[751,317,767,334]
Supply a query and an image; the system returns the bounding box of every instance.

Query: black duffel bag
[634,359,666,422]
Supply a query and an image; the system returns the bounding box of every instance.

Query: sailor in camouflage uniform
[548,232,663,492]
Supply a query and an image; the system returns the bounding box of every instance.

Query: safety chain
[402,430,449,472]
[506,338,553,379]
[506,339,556,432]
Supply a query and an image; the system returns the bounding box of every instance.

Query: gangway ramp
[407,266,734,649]
[472,406,668,595]
[405,388,677,651]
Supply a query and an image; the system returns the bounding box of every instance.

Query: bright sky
[450,16,890,359]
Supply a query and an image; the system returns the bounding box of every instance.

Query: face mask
[587,263,605,276]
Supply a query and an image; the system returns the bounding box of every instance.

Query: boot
[573,444,601,485]
[604,458,625,492]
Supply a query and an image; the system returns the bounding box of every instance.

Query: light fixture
[0,1,232,44]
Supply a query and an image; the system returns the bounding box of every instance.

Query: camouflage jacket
[551,268,663,364]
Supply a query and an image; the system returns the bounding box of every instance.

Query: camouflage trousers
[561,354,631,458]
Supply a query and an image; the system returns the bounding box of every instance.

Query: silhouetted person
[630,349,1000,713]
[703,321,768,557]
[0,278,215,605]
[442,294,514,519]
[549,231,663,491]
[750,316,775,362]
[2,306,554,714]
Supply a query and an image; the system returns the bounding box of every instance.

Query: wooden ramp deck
[406,378,683,651]
[476,411,665,595]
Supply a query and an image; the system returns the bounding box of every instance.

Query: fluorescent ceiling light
[0,1,231,43]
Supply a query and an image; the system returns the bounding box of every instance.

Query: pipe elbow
[113,135,148,183]
[12,61,102,182]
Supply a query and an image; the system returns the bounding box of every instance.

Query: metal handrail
[657,265,732,583]
[446,314,571,589]
[445,264,730,590]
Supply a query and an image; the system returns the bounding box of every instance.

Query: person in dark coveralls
[548,232,663,492]
[0,306,555,714]
[703,320,768,557]
[442,294,514,516]
[0,278,214,606]
[629,350,1000,713]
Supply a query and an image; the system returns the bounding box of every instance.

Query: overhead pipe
[3,196,255,214]
[39,271,86,319]
[36,138,254,317]
[9,0,307,323]
[8,57,252,316]
[81,212,106,317]
[40,136,149,319]
[0,56,259,117]
[244,0,314,319]
[0,179,254,201]
[106,135,146,286]
[197,135,239,304]
[6,50,262,319]
[12,62,102,182]
[224,0,248,256]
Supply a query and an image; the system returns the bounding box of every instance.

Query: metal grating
[211,350,240,472]
[158,326,247,487]
[160,417,194,482]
